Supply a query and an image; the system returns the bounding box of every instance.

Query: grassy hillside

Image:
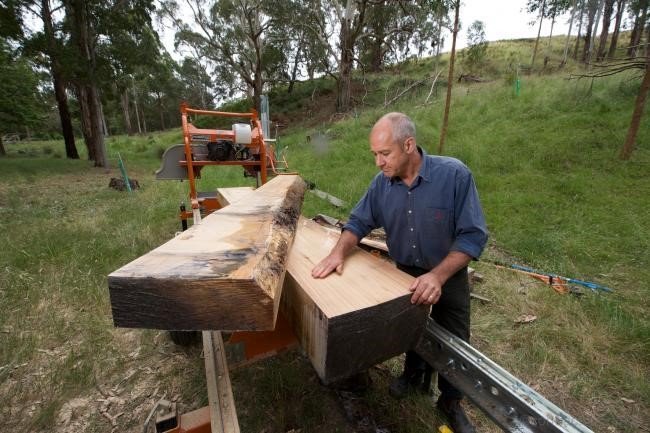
[0,37,648,432]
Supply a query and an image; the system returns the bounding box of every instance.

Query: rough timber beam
[283,217,430,383]
[214,187,429,383]
[108,175,307,331]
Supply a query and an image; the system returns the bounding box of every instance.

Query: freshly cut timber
[282,217,430,383]
[108,175,307,331]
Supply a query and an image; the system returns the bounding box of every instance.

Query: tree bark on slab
[108,175,307,331]
[281,217,430,383]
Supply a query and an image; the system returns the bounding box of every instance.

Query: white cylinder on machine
[232,123,252,145]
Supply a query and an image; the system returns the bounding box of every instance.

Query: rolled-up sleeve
[343,181,379,240]
[451,171,488,259]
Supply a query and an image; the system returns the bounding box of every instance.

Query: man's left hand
[409,272,443,305]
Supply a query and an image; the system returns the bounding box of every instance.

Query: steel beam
[415,319,594,433]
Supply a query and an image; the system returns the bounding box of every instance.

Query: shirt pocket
[422,207,452,239]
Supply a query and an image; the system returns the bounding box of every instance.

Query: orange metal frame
[159,104,297,433]
[180,103,269,216]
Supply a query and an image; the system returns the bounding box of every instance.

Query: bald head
[369,112,421,183]
[372,112,416,147]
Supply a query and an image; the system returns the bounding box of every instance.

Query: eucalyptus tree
[627,0,649,57]
[528,0,571,66]
[60,0,156,167]
[300,0,448,112]
[178,57,216,108]
[358,0,448,72]
[607,0,627,59]
[596,0,615,61]
[461,20,488,73]
[161,0,290,112]
[101,18,161,135]
[4,0,80,158]
[579,0,601,62]
[0,38,44,156]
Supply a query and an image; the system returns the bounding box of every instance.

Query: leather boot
[436,397,476,433]
[389,366,427,399]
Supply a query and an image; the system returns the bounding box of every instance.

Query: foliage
[527,0,573,18]
[358,0,450,70]
[0,39,46,135]
[461,20,489,73]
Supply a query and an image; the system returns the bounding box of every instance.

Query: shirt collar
[388,146,430,186]
[417,146,431,183]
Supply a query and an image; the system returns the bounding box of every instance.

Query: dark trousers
[397,264,470,401]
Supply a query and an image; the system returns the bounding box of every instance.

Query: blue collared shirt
[343,148,488,270]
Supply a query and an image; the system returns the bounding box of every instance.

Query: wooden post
[203,331,240,433]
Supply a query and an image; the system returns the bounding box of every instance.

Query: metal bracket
[415,319,594,433]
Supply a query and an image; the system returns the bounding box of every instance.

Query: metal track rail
[415,319,594,433]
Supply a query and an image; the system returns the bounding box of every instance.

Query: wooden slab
[108,175,307,331]
[283,217,430,383]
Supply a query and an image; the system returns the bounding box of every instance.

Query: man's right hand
[311,253,344,278]
[311,229,360,278]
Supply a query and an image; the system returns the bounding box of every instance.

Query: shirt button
[408,210,412,214]
[407,191,411,195]
[412,245,416,249]
[410,228,414,231]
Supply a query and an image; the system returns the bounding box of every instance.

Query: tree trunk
[89,85,107,167]
[141,106,147,134]
[548,14,556,43]
[574,0,586,59]
[42,0,79,159]
[531,0,546,67]
[596,0,615,61]
[438,0,459,155]
[336,18,355,113]
[132,80,142,134]
[433,14,444,72]
[582,3,597,62]
[158,94,166,130]
[620,61,650,160]
[121,89,133,135]
[587,0,605,64]
[0,135,5,157]
[608,0,626,59]
[53,71,79,159]
[368,36,384,72]
[100,100,108,137]
[628,4,647,57]
[287,41,303,94]
[562,0,579,65]
[76,84,95,161]
[67,0,108,167]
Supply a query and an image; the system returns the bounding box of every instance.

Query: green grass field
[1,38,648,432]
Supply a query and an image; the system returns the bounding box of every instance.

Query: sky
[453,0,572,50]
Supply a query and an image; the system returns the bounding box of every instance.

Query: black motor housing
[207,139,235,161]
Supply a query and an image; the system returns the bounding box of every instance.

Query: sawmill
[107,103,595,433]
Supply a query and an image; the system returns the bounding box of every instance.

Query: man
[311,112,488,433]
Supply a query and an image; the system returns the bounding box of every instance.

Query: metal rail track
[415,319,594,433]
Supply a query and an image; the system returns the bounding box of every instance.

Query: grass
[1,35,649,432]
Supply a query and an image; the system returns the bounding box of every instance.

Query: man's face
[370,123,409,179]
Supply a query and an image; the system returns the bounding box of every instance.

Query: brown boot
[436,397,476,433]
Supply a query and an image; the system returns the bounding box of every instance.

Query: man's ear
[404,137,416,153]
